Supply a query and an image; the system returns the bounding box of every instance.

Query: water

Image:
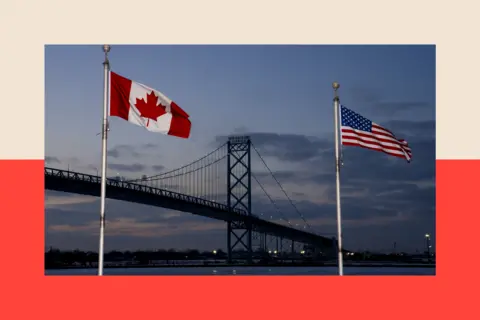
[45,266,435,276]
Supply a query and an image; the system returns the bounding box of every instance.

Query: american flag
[340,105,412,162]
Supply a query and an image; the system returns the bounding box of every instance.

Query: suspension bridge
[45,136,338,263]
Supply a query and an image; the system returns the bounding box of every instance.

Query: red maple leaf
[134,91,167,126]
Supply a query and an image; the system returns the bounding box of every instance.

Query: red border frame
[0,159,478,319]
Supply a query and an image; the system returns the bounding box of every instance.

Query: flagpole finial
[102,45,111,66]
[332,82,340,100]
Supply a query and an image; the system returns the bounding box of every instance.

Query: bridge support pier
[226,136,253,264]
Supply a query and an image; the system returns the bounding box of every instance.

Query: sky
[45,45,436,253]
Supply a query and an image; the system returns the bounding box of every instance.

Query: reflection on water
[45,266,435,276]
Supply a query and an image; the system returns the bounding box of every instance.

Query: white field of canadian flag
[109,71,191,138]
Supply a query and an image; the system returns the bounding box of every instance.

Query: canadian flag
[109,71,191,138]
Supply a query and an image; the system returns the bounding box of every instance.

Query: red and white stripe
[109,71,191,138]
[341,123,412,161]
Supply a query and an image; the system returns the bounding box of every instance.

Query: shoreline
[46,262,436,270]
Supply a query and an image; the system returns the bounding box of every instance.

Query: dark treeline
[45,247,228,268]
[45,247,434,269]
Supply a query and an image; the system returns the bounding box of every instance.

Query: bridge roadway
[45,167,335,249]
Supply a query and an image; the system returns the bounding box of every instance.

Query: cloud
[370,101,432,117]
[84,164,100,174]
[216,132,332,162]
[45,156,61,164]
[242,120,435,180]
[349,86,434,117]
[106,149,120,158]
[45,191,222,227]
[48,217,224,238]
[233,126,249,133]
[45,194,227,250]
[108,163,146,172]
[375,101,431,110]
[45,193,98,209]
[151,165,165,172]
[383,120,435,140]
[107,145,139,158]
[107,143,160,158]
[44,156,80,167]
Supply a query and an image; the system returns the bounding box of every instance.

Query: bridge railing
[45,167,248,216]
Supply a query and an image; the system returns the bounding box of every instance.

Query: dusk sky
[45,45,435,253]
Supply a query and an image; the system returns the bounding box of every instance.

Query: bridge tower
[226,136,253,264]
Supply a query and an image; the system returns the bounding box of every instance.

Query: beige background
[0,0,478,160]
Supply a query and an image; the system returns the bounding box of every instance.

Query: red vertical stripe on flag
[170,101,189,119]
[168,101,191,138]
[109,71,132,121]
[168,116,191,138]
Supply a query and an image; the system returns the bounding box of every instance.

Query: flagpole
[332,81,344,276]
[98,44,111,276]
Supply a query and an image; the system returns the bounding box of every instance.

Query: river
[45,266,435,276]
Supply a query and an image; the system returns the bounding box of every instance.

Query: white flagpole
[98,44,111,276]
[332,81,344,276]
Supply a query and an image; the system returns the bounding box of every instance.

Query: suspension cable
[251,142,313,232]
[144,155,227,182]
[252,172,293,227]
[124,142,227,183]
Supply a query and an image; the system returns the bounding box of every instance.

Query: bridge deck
[45,167,335,248]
